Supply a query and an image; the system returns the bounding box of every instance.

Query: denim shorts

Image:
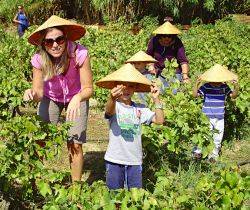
[105,161,142,190]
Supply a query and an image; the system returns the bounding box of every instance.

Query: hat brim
[152,21,181,35]
[200,75,238,83]
[28,24,86,46]
[200,66,238,83]
[96,80,151,92]
[125,60,157,63]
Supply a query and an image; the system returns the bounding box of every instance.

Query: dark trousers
[105,161,142,190]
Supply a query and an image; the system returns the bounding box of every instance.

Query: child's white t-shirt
[104,101,155,165]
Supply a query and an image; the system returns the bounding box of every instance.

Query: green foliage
[0,0,60,25]
[0,115,70,199]
[0,31,35,120]
[1,0,249,25]
[0,17,249,208]
[154,164,249,209]
[183,19,250,141]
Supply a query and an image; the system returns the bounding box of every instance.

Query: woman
[13,5,29,37]
[146,21,190,83]
[23,15,93,182]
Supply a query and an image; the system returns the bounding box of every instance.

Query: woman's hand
[66,94,81,121]
[23,89,35,101]
[110,85,124,101]
[182,74,190,83]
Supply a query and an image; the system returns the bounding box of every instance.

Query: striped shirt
[198,83,232,119]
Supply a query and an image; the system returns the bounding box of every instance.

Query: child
[126,51,168,104]
[193,64,239,161]
[96,63,164,190]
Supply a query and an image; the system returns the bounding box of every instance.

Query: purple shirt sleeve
[146,37,154,56]
[176,44,189,65]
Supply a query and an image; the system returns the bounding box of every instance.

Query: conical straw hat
[153,21,181,35]
[96,63,152,92]
[28,15,86,46]
[125,51,157,63]
[200,64,238,82]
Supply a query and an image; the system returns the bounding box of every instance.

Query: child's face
[133,62,147,72]
[117,83,136,102]
[209,82,223,87]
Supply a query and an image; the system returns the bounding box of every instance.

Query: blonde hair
[39,27,70,81]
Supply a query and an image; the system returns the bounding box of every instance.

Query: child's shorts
[105,161,142,190]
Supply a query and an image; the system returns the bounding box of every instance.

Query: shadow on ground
[83,151,106,184]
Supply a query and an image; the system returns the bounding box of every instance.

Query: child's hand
[110,85,124,100]
[231,79,238,85]
[148,65,158,76]
[150,83,160,100]
[196,76,202,86]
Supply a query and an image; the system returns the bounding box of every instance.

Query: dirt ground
[44,109,108,183]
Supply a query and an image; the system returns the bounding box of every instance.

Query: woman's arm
[176,40,190,82]
[23,67,44,102]
[66,55,93,121]
[146,37,154,56]
[32,68,44,101]
[13,14,20,24]
[181,63,189,82]
[77,55,93,101]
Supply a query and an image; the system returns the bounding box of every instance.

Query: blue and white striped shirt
[198,83,232,119]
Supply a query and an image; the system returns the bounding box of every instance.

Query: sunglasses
[43,35,65,48]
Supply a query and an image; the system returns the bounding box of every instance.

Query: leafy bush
[0,17,249,208]
[0,116,70,199]
[0,0,60,25]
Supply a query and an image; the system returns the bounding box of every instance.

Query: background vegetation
[0,0,249,25]
[0,0,250,207]
[0,14,249,208]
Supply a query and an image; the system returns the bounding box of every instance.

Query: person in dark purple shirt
[146,22,190,83]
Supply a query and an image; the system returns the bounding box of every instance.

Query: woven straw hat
[153,21,181,35]
[125,51,157,63]
[96,63,152,92]
[200,64,238,82]
[28,15,86,46]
